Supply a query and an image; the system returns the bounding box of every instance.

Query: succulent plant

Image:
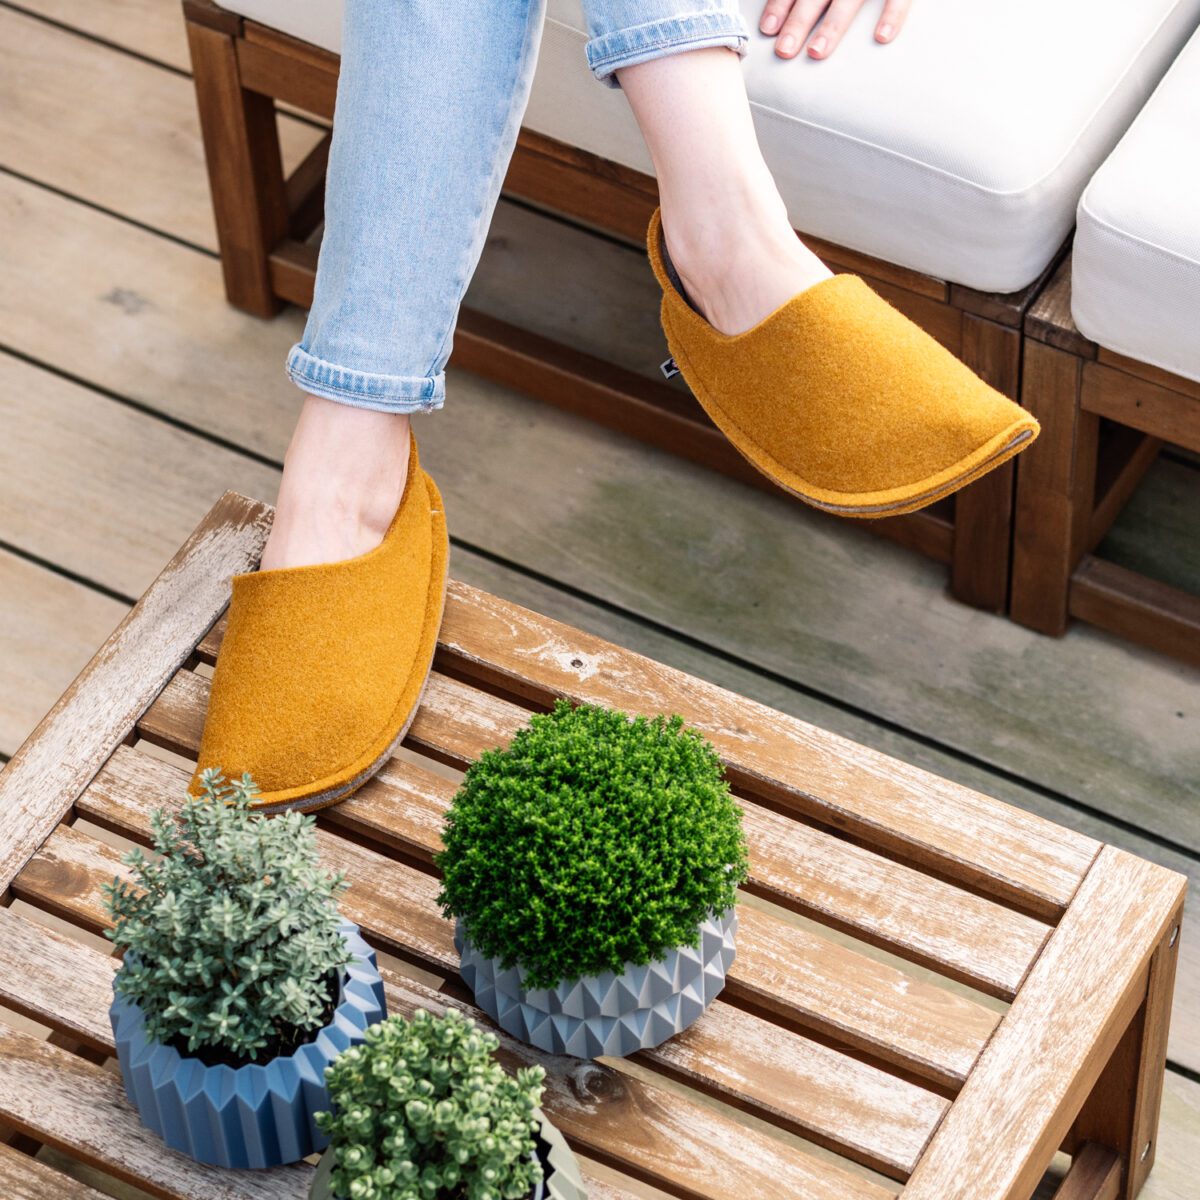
[437,701,748,990]
[103,769,351,1061]
[317,1008,545,1200]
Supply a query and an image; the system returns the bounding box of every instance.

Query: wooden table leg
[1010,339,1097,635]
[1052,1143,1122,1200]
[1068,904,1184,1199]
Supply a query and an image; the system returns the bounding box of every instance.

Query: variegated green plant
[103,769,351,1060]
[317,1008,545,1200]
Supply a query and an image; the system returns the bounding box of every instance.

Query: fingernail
[878,23,893,40]
[761,14,779,34]
[808,35,826,56]
[778,34,796,55]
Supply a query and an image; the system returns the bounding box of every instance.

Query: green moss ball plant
[437,702,747,1058]
[104,769,387,1168]
[310,1009,585,1200]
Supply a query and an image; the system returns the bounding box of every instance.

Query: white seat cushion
[1072,26,1200,383]
[218,0,1200,293]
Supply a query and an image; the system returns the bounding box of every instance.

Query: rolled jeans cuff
[286,344,446,415]
[586,10,750,87]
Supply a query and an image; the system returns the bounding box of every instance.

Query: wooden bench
[1013,255,1200,667]
[183,0,1066,616]
[0,494,1186,1200]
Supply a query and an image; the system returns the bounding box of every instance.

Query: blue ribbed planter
[110,920,386,1169]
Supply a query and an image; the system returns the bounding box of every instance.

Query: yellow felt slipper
[189,435,448,813]
[648,209,1039,517]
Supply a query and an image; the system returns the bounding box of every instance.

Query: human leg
[264,0,546,569]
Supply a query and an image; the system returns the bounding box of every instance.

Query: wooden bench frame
[181,0,1066,616]
[1012,254,1200,666]
[0,491,1187,1200]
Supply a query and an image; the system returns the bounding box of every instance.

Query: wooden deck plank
[14,0,192,71]
[0,351,278,598]
[151,651,1051,999]
[0,1142,111,1200]
[0,493,269,894]
[0,4,322,251]
[0,550,127,758]
[73,755,996,1092]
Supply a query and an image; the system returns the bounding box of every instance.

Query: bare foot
[660,189,833,335]
[260,396,411,571]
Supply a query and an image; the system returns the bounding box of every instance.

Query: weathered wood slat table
[0,494,1186,1200]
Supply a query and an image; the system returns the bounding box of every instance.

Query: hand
[759,1,912,60]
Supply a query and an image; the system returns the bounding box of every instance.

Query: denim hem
[587,11,750,87]
[286,345,446,415]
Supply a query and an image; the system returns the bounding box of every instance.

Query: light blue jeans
[286,1,749,413]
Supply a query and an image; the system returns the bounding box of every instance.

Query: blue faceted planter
[110,920,385,1169]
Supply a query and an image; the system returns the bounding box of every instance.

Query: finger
[875,0,912,43]
[759,0,793,36]
[776,1,828,58]
[806,0,867,58]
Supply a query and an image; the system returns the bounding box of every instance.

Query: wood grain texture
[1069,559,1200,671]
[0,550,127,758]
[0,492,270,893]
[904,846,1187,1200]
[1010,338,1094,636]
[433,581,1100,919]
[0,908,115,1053]
[1052,1144,1122,1200]
[4,843,894,1199]
[0,1022,316,1199]
[0,1141,110,1200]
[0,5,321,252]
[153,651,1051,1000]
[1081,363,1200,456]
[15,0,192,70]
[79,748,994,1094]
[0,352,278,599]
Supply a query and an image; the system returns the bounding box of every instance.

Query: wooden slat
[903,846,1186,1200]
[0,1141,110,1200]
[1,873,898,1200]
[237,35,337,119]
[1082,361,1200,456]
[78,750,992,1095]
[0,492,270,893]
[1069,558,1200,671]
[0,909,115,1053]
[1051,1144,1122,1200]
[147,662,1050,1000]
[1097,349,1200,405]
[0,885,944,1181]
[430,582,1099,919]
[0,1022,315,1200]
